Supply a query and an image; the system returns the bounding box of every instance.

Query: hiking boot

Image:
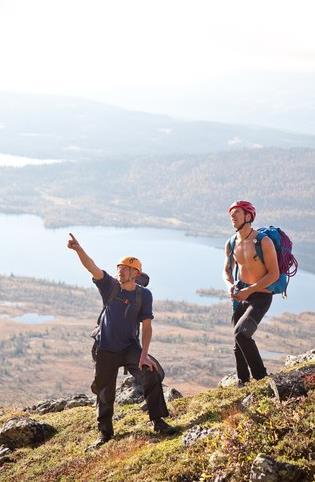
[85,432,112,452]
[236,378,250,388]
[153,418,178,435]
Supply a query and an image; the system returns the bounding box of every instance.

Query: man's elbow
[269,267,280,284]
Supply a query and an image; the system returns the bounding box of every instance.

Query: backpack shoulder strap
[135,285,143,314]
[107,280,121,304]
[96,280,121,325]
[228,234,237,269]
[228,234,239,280]
[132,285,144,343]
[254,230,268,263]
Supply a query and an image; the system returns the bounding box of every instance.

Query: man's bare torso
[233,230,269,292]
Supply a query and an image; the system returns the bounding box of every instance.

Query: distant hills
[1,92,315,160]
[0,92,314,272]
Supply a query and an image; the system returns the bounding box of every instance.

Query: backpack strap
[135,284,143,312]
[96,280,121,326]
[228,234,238,281]
[254,231,270,265]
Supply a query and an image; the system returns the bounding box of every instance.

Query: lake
[0,213,314,316]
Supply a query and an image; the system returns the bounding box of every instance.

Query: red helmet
[228,200,256,222]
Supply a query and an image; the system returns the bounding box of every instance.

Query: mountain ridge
[1,92,315,160]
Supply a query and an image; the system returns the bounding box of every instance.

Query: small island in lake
[196,287,228,299]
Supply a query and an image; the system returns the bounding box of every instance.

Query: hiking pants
[92,345,169,435]
[232,292,272,383]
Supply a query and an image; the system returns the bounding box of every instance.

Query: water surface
[0,213,314,317]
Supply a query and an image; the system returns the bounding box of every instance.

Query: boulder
[285,349,315,368]
[269,365,315,401]
[163,387,183,402]
[0,444,12,465]
[218,373,239,388]
[0,417,56,450]
[183,424,219,447]
[213,475,228,482]
[208,450,228,467]
[241,393,256,409]
[22,376,182,415]
[24,393,96,414]
[250,453,305,481]
[0,445,11,457]
[115,375,183,405]
[115,376,144,404]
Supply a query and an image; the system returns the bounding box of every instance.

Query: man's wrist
[248,284,256,294]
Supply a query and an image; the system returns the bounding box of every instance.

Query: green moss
[1,365,314,482]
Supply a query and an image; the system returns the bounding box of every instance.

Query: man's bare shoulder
[260,235,275,250]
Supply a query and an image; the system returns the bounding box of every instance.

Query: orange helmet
[117,256,142,273]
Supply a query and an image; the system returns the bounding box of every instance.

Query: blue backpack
[229,226,298,297]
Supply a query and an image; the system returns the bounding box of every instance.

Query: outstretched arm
[67,233,104,280]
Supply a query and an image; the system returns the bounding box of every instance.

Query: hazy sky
[1,0,315,130]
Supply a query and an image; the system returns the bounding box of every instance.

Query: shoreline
[0,210,313,275]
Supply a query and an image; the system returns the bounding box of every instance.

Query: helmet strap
[235,220,251,232]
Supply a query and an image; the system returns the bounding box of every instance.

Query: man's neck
[119,280,137,291]
[237,224,253,241]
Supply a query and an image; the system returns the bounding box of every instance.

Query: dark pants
[92,344,169,435]
[232,292,272,383]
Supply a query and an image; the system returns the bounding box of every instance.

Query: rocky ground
[0,349,314,481]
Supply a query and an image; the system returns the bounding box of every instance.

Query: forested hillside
[0,147,314,270]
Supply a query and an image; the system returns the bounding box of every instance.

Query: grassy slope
[0,363,314,482]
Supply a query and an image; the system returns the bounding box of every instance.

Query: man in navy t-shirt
[67,233,176,449]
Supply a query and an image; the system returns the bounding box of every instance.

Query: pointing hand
[67,233,80,251]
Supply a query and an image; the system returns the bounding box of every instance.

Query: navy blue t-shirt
[93,271,154,352]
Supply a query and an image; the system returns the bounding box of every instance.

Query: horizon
[1,89,315,138]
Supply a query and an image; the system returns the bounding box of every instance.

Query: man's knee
[234,316,258,339]
[99,385,116,405]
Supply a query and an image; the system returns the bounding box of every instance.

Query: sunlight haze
[0,0,315,130]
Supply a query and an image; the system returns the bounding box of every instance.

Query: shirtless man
[223,201,280,385]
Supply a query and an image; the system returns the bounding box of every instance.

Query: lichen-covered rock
[0,445,11,457]
[182,424,219,447]
[24,393,96,414]
[163,387,183,402]
[64,394,96,410]
[250,453,305,481]
[218,373,239,388]
[208,450,228,467]
[269,365,315,401]
[241,393,256,409]
[0,417,56,449]
[115,375,183,406]
[0,444,12,466]
[115,375,144,404]
[285,348,315,368]
[213,475,228,482]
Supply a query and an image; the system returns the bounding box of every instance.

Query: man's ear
[245,212,252,223]
[131,268,139,279]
